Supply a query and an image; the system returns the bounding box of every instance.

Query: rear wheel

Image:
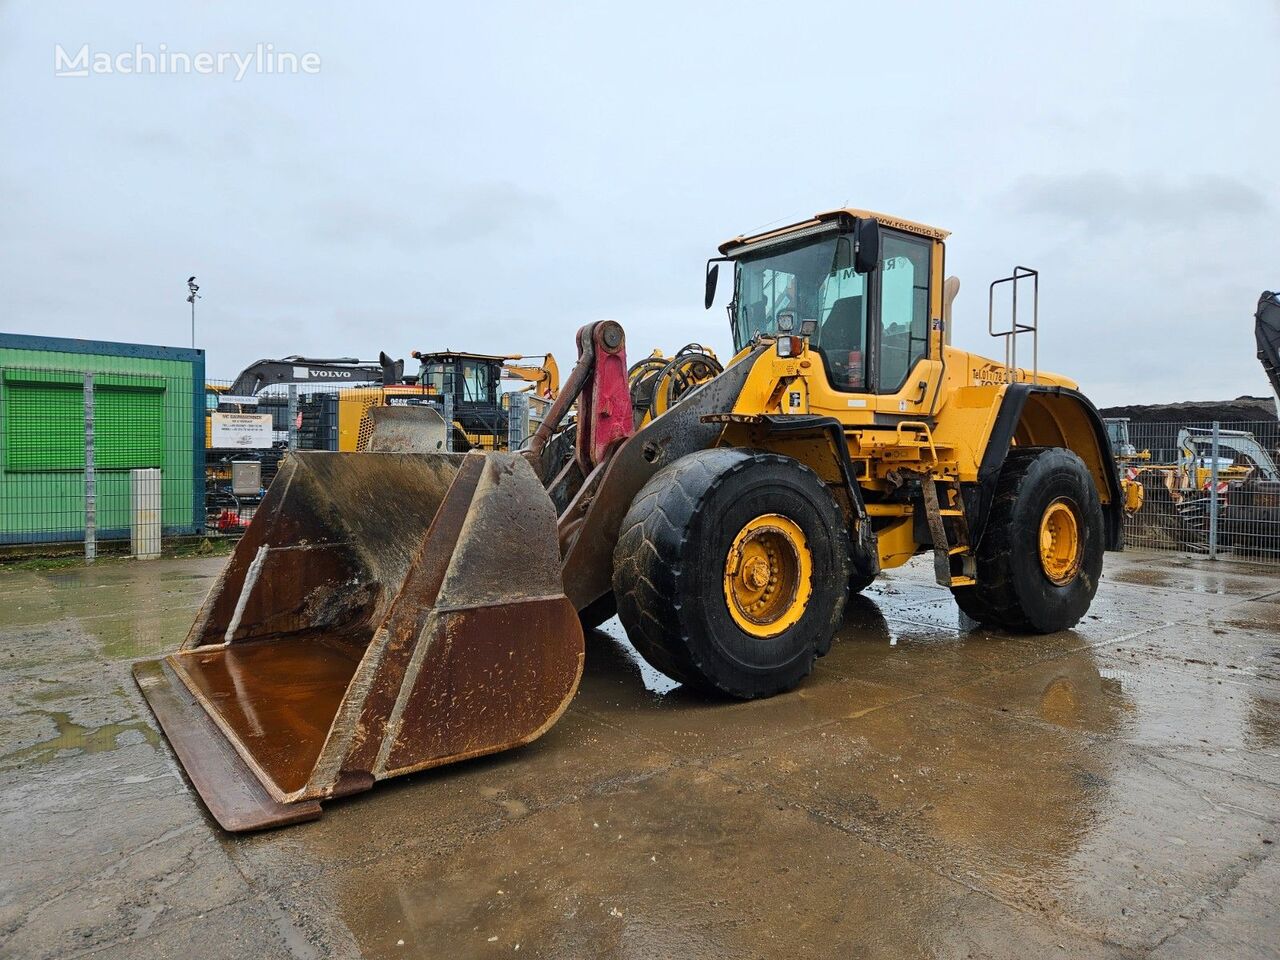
[612,449,850,699]
[952,447,1103,633]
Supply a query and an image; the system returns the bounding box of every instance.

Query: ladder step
[949,576,977,588]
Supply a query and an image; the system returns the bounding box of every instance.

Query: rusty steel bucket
[134,450,584,831]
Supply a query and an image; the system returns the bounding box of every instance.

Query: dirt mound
[1100,395,1277,425]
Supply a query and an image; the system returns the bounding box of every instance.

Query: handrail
[895,420,938,460]
[987,266,1039,384]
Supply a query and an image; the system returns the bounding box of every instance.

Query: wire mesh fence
[6,363,1272,570]
[1112,418,1280,566]
[0,366,203,556]
[0,366,540,558]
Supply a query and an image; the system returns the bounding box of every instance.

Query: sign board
[211,412,273,449]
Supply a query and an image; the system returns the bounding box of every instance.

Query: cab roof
[413,351,513,363]
[718,207,950,255]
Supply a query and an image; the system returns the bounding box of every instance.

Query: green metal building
[0,333,205,545]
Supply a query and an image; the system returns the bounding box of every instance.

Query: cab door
[868,229,938,417]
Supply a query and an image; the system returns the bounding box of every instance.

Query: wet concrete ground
[1,550,1278,959]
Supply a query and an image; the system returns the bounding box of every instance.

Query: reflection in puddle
[589,618,680,696]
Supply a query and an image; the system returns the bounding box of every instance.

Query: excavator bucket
[134,450,583,831]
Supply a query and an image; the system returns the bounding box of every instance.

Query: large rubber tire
[612,449,851,699]
[952,447,1104,633]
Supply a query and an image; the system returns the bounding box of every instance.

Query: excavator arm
[1257,291,1280,419]
[502,354,559,398]
[226,352,404,396]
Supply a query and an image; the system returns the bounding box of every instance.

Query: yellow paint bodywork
[709,219,1111,574]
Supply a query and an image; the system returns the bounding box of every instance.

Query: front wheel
[612,449,851,699]
[953,447,1104,633]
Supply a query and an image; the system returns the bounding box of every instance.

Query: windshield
[731,235,869,343]
[733,233,835,347]
[732,230,870,389]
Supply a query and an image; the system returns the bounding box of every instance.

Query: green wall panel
[0,341,201,542]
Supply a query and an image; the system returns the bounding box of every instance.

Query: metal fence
[1115,419,1280,566]
[9,370,1270,569]
[0,370,539,558]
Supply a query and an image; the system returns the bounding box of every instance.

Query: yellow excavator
[338,350,560,452]
[135,207,1122,830]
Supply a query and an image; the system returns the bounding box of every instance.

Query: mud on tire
[952,447,1104,633]
[612,449,850,699]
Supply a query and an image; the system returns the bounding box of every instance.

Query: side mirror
[704,262,720,310]
[854,218,880,274]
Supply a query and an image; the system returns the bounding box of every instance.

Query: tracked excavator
[136,208,1124,830]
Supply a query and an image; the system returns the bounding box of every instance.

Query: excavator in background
[1171,426,1280,554]
[334,350,561,453]
[208,349,556,527]
[136,206,1126,832]
[1113,292,1280,553]
[205,354,408,529]
[222,354,405,398]
[213,349,560,458]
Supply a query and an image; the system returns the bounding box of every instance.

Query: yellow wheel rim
[723,514,813,638]
[1039,498,1082,585]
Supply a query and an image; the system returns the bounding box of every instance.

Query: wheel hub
[723,514,813,637]
[1039,498,1082,585]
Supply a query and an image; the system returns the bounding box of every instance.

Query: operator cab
[712,209,945,398]
[413,351,504,407]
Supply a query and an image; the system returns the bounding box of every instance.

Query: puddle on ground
[1,711,159,767]
[1108,563,1279,597]
[588,619,681,696]
[85,607,203,661]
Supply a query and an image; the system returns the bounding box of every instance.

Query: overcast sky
[1,2,1276,405]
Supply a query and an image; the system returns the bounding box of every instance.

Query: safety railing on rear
[988,266,1039,385]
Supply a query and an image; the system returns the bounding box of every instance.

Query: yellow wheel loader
[135,208,1123,831]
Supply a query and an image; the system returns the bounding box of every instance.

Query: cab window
[461,361,490,403]
[421,362,447,395]
[813,263,868,390]
[877,233,931,393]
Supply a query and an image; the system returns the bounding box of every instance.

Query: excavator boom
[1258,291,1280,418]
[226,353,404,397]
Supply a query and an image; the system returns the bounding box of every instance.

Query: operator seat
[818,295,865,390]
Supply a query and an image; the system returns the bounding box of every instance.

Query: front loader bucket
[134,450,584,831]
[359,404,450,453]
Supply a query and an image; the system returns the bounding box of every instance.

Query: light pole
[186,276,201,348]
